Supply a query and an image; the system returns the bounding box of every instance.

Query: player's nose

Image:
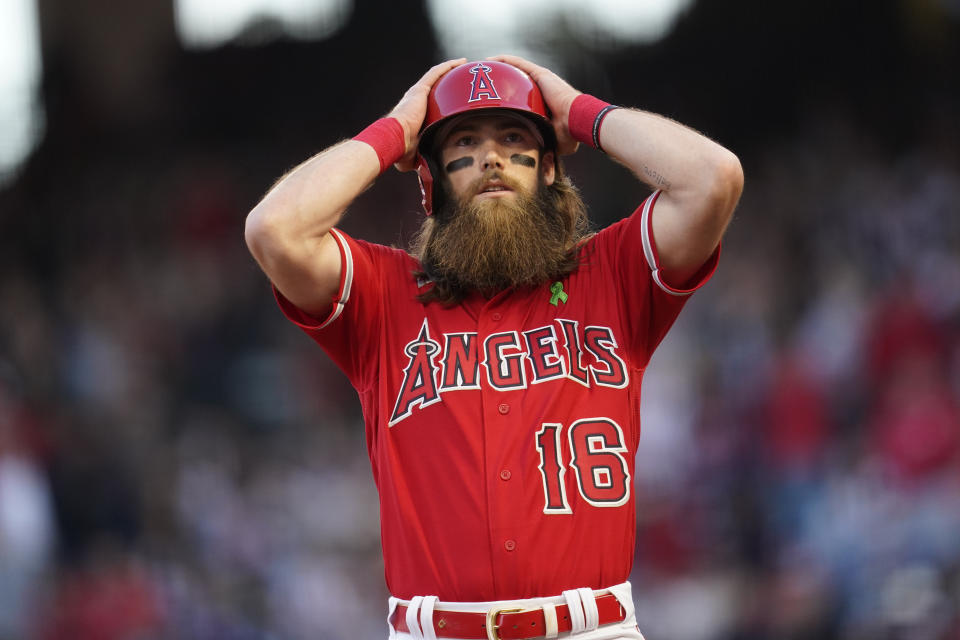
[480,146,505,171]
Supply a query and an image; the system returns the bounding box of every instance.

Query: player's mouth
[475,180,514,198]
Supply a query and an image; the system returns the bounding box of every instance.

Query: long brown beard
[412,169,589,304]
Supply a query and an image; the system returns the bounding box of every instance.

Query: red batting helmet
[415,60,556,216]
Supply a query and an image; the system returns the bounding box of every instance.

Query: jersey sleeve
[272,227,392,392]
[592,190,720,367]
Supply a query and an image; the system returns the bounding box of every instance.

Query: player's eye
[504,131,524,143]
[454,135,476,147]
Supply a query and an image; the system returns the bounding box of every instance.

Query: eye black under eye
[445,157,474,173]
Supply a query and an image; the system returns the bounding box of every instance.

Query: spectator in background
[0,383,56,639]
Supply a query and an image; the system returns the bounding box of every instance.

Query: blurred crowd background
[1,0,958,638]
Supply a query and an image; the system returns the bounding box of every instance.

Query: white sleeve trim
[640,190,659,271]
[640,190,693,298]
[318,228,355,328]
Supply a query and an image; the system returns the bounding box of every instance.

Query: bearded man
[412,108,589,304]
[245,56,742,640]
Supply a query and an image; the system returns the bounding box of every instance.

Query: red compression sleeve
[353,118,406,173]
[568,94,619,152]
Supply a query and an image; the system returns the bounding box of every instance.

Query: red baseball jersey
[275,191,718,601]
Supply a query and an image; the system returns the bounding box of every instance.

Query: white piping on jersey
[319,228,354,328]
[640,190,690,297]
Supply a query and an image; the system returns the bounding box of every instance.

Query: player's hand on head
[389,58,467,171]
[487,54,581,156]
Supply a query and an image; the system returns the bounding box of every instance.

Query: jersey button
[504,539,516,552]
[499,469,511,481]
[498,403,510,415]
[491,312,502,321]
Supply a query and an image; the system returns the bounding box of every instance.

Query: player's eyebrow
[445,157,474,172]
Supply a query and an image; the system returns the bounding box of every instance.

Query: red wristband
[353,117,406,173]
[568,94,619,152]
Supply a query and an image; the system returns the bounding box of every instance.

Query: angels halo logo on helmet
[467,63,501,102]
[415,60,556,216]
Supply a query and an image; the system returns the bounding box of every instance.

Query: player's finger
[415,58,467,88]
[487,54,535,66]
[487,54,546,77]
[390,58,465,123]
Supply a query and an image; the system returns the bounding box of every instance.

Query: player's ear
[542,151,556,186]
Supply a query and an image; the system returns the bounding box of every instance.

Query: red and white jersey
[275,191,718,601]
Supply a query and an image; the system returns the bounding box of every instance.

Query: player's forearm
[245,140,380,258]
[599,107,742,209]
[588,104,742,283]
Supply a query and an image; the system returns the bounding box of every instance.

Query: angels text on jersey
[389,318,629,426]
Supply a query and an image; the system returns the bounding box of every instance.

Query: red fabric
[865,294,943,386]
[869,352,960,482]
[274,193,718,600]
[863,293,958,482]
[568,94,614,149]
[353,117,406,173]
[765,357,829,469]
[641,191,721,293]
[36,565,163,640]
[636,507,696,575]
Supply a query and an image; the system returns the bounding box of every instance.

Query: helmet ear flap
[415,154,434,216]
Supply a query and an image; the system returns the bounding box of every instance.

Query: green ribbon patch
[549,281,568,306]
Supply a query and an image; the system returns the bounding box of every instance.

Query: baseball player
[245,56,742,640]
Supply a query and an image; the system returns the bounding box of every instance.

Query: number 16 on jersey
[535,418,632,514]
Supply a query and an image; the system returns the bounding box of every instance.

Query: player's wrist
[353,118,406,173]
[568,94,620,153]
